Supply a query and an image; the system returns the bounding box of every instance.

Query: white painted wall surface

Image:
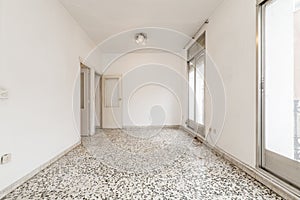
[0,0,94,192]
[201,0,257,167]
[103,52,186,127]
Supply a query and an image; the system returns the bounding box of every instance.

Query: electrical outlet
[1,153,12,164]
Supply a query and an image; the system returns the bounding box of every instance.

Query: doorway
[187,32,206,137]
[80,64,90,136]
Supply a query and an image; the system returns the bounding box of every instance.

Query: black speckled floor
[2,129,283,199]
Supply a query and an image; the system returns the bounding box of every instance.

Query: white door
[94,74,101,128]
[80,67,90,135]
[102,75,122,128]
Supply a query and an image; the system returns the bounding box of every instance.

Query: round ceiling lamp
[135,33,147,45]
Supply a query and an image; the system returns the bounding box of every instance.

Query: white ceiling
[59,0,223,44]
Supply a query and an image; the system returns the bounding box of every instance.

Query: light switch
[1,153,12,164]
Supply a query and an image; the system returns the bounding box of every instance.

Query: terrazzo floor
[2,128,284,199]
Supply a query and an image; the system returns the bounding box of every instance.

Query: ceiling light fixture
[135,33,147,45]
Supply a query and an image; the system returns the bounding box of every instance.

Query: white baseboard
[180,126,300,200]
[0,141,81,199]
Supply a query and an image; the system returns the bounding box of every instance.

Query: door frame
[256,0,300,195]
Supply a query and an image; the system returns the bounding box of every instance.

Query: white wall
[103,52,186,127]
[0,0,94,193]
[200,0,257,167]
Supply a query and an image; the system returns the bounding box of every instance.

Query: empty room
[0,0,300,199]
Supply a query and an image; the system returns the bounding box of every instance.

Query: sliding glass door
[259,0,300,189]
[187,33,205,137]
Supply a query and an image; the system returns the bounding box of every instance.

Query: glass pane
[264,0,300,161]
[196,33,206,49]
[105,78,120,108]
[188,62,195,121]
[187,33,205,60]
[196,55,205,125]
[294,0,300,160]
[296,0,300,10]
